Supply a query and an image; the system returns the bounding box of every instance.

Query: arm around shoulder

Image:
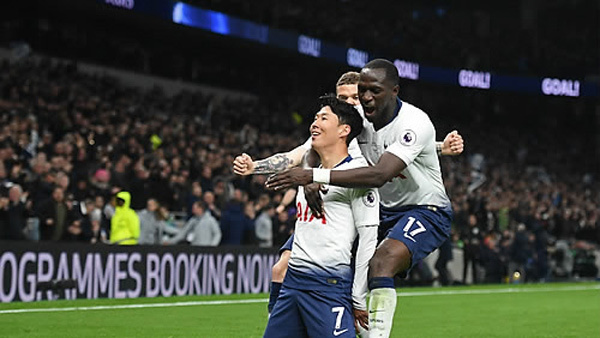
[329,152,406,188]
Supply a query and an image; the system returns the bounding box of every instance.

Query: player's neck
[373,98,400,131]
[315,144,350,169]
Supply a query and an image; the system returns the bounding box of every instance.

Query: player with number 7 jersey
[264,96,379,338]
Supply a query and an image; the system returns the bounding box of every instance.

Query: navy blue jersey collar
[385,97,403,126]
[334,155,353,168]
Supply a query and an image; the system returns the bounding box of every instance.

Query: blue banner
[97,0,598,98]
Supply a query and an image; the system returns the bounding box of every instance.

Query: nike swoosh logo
[368,310,383,314]
[333,328,348,336]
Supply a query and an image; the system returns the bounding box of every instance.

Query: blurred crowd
[0,57,302,246]
[1,55,598,284]
[187,0,598,77]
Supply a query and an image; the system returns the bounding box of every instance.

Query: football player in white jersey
[266,59,454,337]
[263,95,379,338]
[233,71,463,327]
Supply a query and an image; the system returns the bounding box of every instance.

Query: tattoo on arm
[253,154,293,174]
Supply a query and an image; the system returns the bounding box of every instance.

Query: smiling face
[358,68,399,129]
[310,106,349,151]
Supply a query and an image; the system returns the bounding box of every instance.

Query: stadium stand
[0,0,598,285]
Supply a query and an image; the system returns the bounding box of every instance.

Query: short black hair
[318,94,363,145]
[363,58,400,86]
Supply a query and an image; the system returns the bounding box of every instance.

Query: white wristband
[313,168,331,184]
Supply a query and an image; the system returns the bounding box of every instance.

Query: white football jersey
[289,157,379,281]
[355,99,450,209]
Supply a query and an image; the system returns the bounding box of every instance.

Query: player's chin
[311,138,323,148]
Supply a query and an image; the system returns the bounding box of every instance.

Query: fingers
[304,183,324,217]
[266,168,310,190]
[265,174,288,191]
[448,131,464,154]
[353,310,369,330]
[233,153,252,175]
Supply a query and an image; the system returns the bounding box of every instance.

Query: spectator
[137,198,168,245]
[110,191,140,245]
[255,202,274,248]
[164,201,221,246]
[203,191,221,220]
[435,238,453,286]
[8,185,30,240]
[37,186,70,241]
[273,209,294,248]
[480,235,505,284]
[220,189,253,245]
[186,182,203,216]
[82,198,104,244]
[462,214,482,284]
[510,223,535,282]
[200,167,214,194]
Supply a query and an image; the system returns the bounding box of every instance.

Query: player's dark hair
[319,94,363,146]
[363,58,399,86]
[336,71,360,87]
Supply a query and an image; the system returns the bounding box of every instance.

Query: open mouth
[363,106,376,115]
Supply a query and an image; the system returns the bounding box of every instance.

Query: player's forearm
[328,166,393,188]
[162,221,181,235]
[316,152,405,188]
[352,226,378,310]
[253,154,294,174]
[165,222,190,244]
[279,189,297,208]
[254,146,307,174]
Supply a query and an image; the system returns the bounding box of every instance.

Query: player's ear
[338,124,350,139]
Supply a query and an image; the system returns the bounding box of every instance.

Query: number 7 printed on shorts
[331,307,348,336]
[403,216,426,242]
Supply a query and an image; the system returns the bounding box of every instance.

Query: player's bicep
[287,141,311,167]
[386,120,433,167]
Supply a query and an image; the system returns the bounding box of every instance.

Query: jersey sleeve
[385,113,434,167]
[349,188,379,227]
[349,187,379,310]
[348,138,362,159]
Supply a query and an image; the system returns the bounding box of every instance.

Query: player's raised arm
[233,142,309,176]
